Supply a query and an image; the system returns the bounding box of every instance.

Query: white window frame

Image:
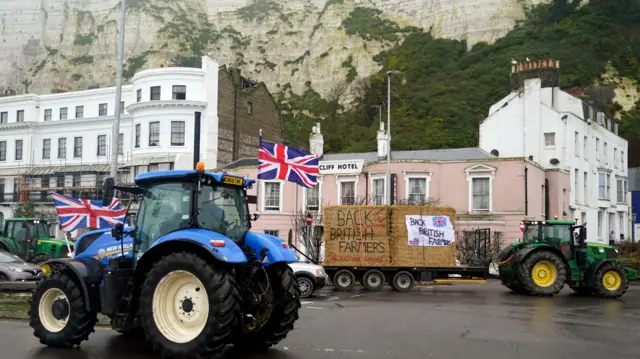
[573,131,579,156]
[402,171,431,205]
[303,179,322,212]
[545,132,556,148]
[336,175,358,205]
[465,164,496,213]
[370,173,386,205]
[261,180,283,212]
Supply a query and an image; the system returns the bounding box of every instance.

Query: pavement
[1,280,640,359]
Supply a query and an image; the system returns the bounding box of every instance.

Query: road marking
[328,296,340,300]
[350,294,362,297]
[306,306,323,310]
[301,301,313,305]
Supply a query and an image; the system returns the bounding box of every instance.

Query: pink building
[224,123,570,248]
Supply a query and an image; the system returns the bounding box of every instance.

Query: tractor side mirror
[102,177,115,204]
[111,222,124,241]
[250,213,260,221]
[247,195,257,204]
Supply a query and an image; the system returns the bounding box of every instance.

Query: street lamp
[110,0,127,180]
[386,70,400,205]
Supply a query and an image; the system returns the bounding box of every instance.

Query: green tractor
[0,218,74,263]
[497,219,638,298]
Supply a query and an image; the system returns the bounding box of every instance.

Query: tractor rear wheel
[518,251,567,296]
[139,252,240,359]
[499,270,527,294]
[591,263,629,299]
[234,263,301,351]
[28,272,97,347]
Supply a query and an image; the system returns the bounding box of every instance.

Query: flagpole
[256,128,262,213]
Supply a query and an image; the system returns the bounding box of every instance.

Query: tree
[455,228,504,266]
[290,208,324,264]
[12,201,41,218]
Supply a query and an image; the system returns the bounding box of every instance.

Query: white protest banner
[406,215,455,246]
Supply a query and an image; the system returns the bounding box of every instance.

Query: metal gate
[473,228,491,260]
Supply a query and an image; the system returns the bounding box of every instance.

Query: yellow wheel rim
[531,261,557,287]
[602,271,622,291]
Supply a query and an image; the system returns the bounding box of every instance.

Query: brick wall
[216,67,283,167]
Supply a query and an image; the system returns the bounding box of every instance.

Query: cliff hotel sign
[318,160,364,175]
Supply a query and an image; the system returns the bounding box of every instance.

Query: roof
[26,164,120,176]
[134,170,256,187]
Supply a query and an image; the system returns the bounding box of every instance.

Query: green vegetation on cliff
[282,0,640,152]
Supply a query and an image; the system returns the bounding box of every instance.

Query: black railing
[0,189,135,205]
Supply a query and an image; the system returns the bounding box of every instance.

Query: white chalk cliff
[0,0,551,98]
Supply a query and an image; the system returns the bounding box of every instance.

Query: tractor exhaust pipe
[193,111,201,169]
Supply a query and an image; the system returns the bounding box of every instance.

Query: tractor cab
[0,218,73,262]
[522,219,575,253]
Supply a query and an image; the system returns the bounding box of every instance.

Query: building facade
[0,55,283,235]
[480,59,629,243]
[225,123,557,248]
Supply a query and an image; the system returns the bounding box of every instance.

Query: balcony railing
[0,189,135,205]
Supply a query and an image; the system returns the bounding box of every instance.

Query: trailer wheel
[591,263,628,299]
[333,270,355,291]
[391,271,415,292]
[28,272,97,347]
[140,252,240,358]
[518,250,566,296]
[362,269,385,291]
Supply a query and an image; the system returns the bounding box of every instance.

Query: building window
[60,107,68,120]
[263,182,281,211]
[573,132,579,156]
[0,112,7,124]
[598,172,611,200]
[582,136,587,159]
[76,106,84,119]
[574,169,579,203]
[17,110,24,122]
[74,137,83,158]
[148,164,159,172]
[172,85,186,100]
[15,140,22,161]
[339,181,356,205]
[305,185,320,211]
[44,109,52,121]
[118,134,124,155]
[58,138,66,159]
[603,142,608,164]
[596,138,600,161]
[97,135,107,156]
[621,151,625,169]
[544,132,555,148]
[42,139,51,159]
[264,230,279,237]
[471,177,490,211]
[150,86,161,100]
[583,171,588,205]
[0,141,6,161]
[598,210,604,238]
[407,177,427,204]
[171,121,185,146]
[372,178,385,205]
[617,179,627,204]
[135,124,141,148]
[136,89,142,103]
[42,176,49,188]
[99,103,107,116]
[614,148,618,168]
[247,100,253,115]
[120,101,125,114]
[149,122,160,146]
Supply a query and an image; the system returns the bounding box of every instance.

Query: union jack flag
[258,138,319,188]
[432,216,447,228]
[51,192,126,232]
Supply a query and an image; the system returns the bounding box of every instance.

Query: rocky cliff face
[0,0,549,99]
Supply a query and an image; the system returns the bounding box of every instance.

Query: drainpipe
[524,165,529,216]
[364,172,369,204]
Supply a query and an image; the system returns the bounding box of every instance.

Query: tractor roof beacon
[29,121,302,358]
[497,218,638,298]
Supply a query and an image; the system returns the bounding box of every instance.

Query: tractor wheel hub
[51,299,70,320]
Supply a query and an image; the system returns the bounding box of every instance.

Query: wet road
[3,281,640,359]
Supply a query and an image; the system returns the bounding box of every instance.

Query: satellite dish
[490,149,499,157]
[550,158,560,165]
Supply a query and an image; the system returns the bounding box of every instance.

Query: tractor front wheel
[28,272,97,347]
[139,252,240,359]
[234,263,301,351]
[591,263,629,299]
[518,251,567,296]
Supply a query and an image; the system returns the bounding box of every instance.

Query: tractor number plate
[222,176,243,186]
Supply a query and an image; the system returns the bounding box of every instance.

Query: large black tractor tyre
[499,270,527,294]
[28,272,97,347]
[591,263,629,299]
[234,263,301,351]
[518,251,567,296]
[139,252,241,359]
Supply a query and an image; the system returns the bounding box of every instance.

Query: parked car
[0,250,44,282]
[289,261,328,298]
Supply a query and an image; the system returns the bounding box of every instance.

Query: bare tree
[290,208,325,264]
[455,228,504,267]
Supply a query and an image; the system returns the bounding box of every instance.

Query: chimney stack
[309,122,324,156]
[377,121,387,159]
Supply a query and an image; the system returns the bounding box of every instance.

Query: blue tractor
[28,165,301,358]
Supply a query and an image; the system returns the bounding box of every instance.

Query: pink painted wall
[230,158,564,246]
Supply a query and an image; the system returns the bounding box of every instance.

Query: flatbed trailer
[324,265,489,292]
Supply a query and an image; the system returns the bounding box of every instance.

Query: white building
[480,59,628,242]
[0,55,283,235]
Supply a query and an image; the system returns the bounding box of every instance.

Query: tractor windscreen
[522,223,572,245]
[196,184,248,242]
[30,222,50,239]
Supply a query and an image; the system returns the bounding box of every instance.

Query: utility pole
[385,70,400,205]
[110,0,126,180]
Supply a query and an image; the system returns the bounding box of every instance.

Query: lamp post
[109,0,127,180]
[386,70,400,205]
